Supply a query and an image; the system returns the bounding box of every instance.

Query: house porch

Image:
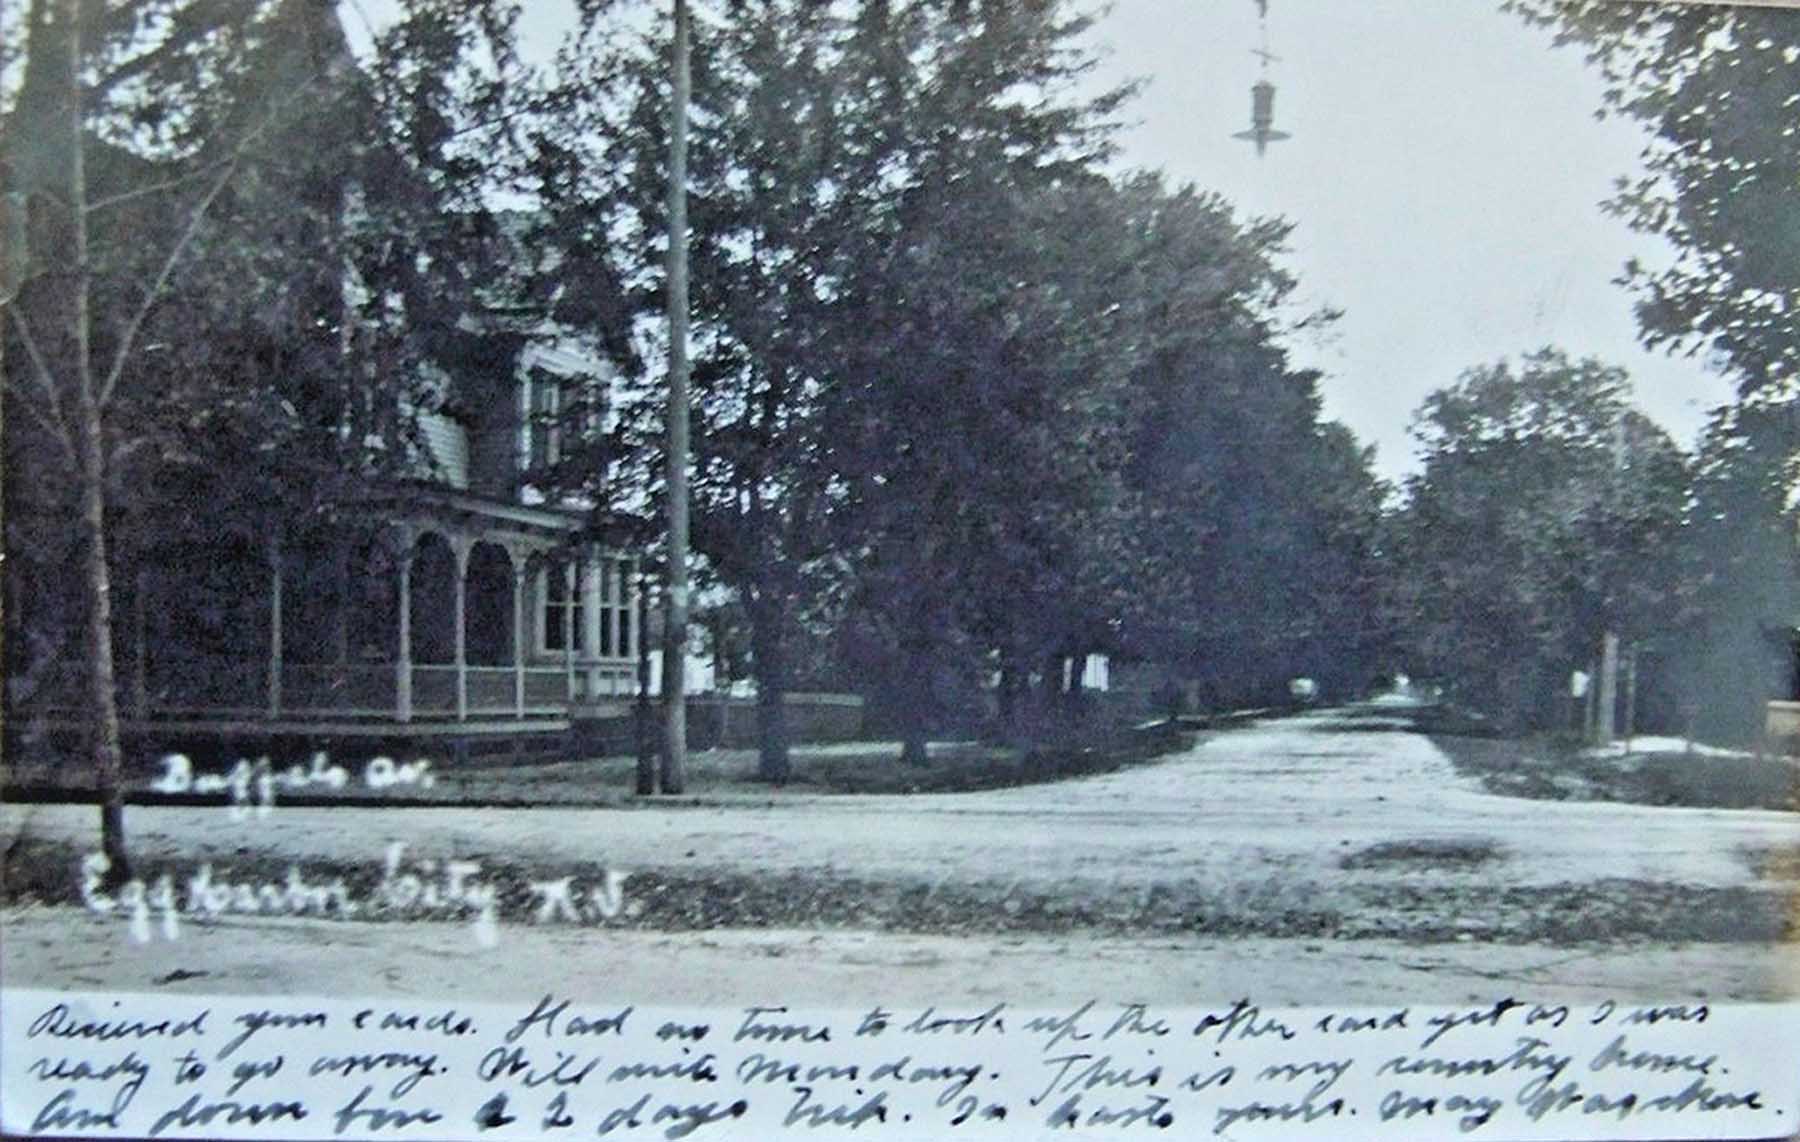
[14,489,649,733]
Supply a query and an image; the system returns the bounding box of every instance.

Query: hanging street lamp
[1233,0,1291,155]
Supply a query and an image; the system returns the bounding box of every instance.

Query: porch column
[512,556,527,719]
[267,535,284,720]
[451,536,472,722]
[632,558,644,661]
[395,526,415,723]
[583,547,604,697]
[635,567,652,700]
[564,558,578,703]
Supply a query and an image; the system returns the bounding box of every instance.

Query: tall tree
[833,177,1134,755]
[1104,177,1382,707]
[3,0,293,880]
[819,0,1136,762]
[1394,349,1689,729]
[535,0,1136,772]
[679,2,844,783]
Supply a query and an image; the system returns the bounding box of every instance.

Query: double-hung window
[540,564,583,654]
[598,557,635,658]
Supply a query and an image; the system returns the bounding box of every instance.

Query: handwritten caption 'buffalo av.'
[4,991,1792,1141]
[150,753,436,817]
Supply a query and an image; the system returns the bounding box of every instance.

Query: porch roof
[343,481,626,554]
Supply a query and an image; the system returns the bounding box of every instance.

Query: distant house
[1767,513,1800,745]
[1765,621,1800,751]
[1762,509,1800,751]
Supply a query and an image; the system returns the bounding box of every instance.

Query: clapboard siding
[418,410,470,490]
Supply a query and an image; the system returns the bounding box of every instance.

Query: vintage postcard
[2,0,1796,1137]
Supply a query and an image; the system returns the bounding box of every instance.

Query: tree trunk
[899,720,929,766]
[1583,656,1599,741]
[898,637,931,766]
[1035,650,1064,746]
[1595,630,1620,745]
[66,0,130,883]
[995,659,1018,745]
[747,592,790,783]
[1623,645,1638,753]
[1062,652,1090,730]
[77,397,129,881]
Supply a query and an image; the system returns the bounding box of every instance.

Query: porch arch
[410,531,458,666]
[467,542,514,667]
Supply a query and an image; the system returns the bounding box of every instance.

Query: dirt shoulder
[5,826,1794,948]
[1432,732,1800,812]
[2,725,1197,807]
[6,907,1795,1006]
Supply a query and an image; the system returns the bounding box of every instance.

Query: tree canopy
[1393,349,1690,728]
[1508,0,1800,399]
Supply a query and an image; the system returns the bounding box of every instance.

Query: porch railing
[11,656,642,722]
[583,662,638,700]
[284,664,397,716]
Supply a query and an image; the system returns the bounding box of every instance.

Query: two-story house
[0,0,712,769]
[12,330,681,764]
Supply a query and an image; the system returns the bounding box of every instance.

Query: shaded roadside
[1430,730,1800,812]
[0,723,1199,809]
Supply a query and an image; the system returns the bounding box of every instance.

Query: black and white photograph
[2,0,1798,1137]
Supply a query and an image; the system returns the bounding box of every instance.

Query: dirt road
[5,704,1798,1002]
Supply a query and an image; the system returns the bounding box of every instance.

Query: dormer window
[517,342,613,501]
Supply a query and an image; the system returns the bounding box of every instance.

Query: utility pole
[1595,631,1619,746]
[1592,416,1627,747]
[660,0,691,794]
[1623,645,1639,755]
[1584,654,1599,742]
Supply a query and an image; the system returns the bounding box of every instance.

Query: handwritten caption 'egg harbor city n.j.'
[4,992,1796,1141]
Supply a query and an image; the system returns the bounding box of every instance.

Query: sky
[386,0,1745,485]
[1076,0,1739,483]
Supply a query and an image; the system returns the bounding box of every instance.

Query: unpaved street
[5,704,1798,1002]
